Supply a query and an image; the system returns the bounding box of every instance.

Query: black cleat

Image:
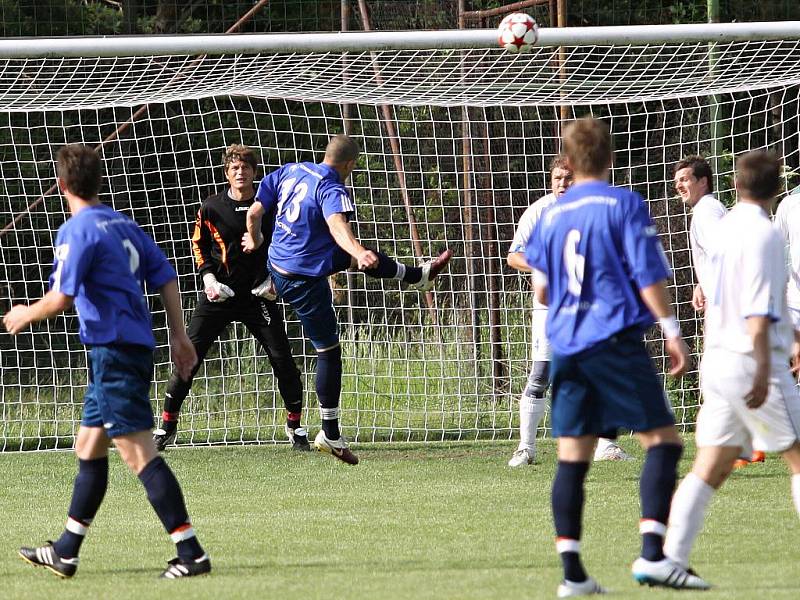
[153,424,177,452]
[285,426,312,451]
[19,542,79,578]
[160,554,211,579]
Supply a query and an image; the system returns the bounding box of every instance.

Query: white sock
[519,393,547,450]
[792,474,800,518]
[663,473,715,568]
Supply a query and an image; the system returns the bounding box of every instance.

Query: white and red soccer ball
[497,13,538,53]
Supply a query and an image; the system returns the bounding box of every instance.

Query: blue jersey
[49,204,177,348]
[526,181,671,355]
[256,162,355,277]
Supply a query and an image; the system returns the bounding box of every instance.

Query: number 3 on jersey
[563,229,585,296]
[277,177,309,223]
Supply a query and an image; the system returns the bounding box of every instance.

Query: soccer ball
[497,13,538,53]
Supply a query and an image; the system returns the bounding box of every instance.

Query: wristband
[659,316,681,340]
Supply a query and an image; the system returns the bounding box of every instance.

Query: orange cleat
[733,458,750,469]
[751,450,766,463]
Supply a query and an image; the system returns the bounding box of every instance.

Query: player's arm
[191,205,234,302]
[744,316,770,409]
[158,278,197,381]
[691,284,706,312]
[244,170,281,254]
[243,202,265,253]
[532,269,548,305]
[3,290,73,335]
[507,252,531,272]
[326,213,377,270]
[623,196,689,376]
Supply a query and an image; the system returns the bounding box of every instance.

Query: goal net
[2,24,800,450]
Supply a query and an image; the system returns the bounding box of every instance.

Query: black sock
[552,460,590,582]
[317,346,342,440]
[364,251,422,284]
[287,412,302,430]
[52,456,109,559]
[138,457,204,561]
[639,443,683,561]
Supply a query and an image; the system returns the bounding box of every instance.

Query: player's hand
[665,336,690,377]
[745,365,769,409]
[241,231,263,254]
[251,276,278,301]
[691,284,706,312]
[791,341,800,379]
[170,330,197,382]
[205,281,235,303]
[356,249,378,271]
[3,304,33,335]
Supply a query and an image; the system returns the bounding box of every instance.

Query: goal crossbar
[0,21,799,59]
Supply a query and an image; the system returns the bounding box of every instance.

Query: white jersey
[704,202,793,357]
[510,192,556,360]
[773,192,800,309]
[689,193,727,293]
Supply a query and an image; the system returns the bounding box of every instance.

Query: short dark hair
[736,150,782,201]
[223,144,258,173]
[674,155,714,193]
[549,154,569,173]
[324,134,360,164]
[56,144,102,199]
[563,119,612,177]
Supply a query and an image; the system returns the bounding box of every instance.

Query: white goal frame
[2,22,800,451]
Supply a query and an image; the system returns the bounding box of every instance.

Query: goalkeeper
[154,144,306,451]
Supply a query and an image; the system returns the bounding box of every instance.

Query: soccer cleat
[408,249,453,292]
[733,457,750,469]
[557,576,607,597]
[507,447,535,467]
[751,450,766,463]
[593,443,634,462]
[631,557,711,590]
[285,425,312,451]
[153,424,178,452]
[314,430,359,465]
[159,554,212,579]
[18,542,79,578]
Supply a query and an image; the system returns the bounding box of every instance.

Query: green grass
[1,437,798,599]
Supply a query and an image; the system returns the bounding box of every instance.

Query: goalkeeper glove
[251,275,278,301]
[203,272,235,303]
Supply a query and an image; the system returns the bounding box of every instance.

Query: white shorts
[531,308,550,362]
[697,349,800,454]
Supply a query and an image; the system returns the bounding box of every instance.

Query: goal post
[2,23,800,450]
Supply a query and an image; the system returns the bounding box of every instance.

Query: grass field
[1,437,798,600]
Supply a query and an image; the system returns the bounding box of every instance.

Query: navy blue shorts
[549,328,675,437]
[82,344,155,437]
[271,270,339,350]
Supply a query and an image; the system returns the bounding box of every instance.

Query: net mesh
[2,36,800,450]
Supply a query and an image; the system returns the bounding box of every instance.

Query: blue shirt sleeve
[256,168,281,212]
[49,224,94,297]
[137,227,176,290]
[621,193,671,289]
[320,182,356,220]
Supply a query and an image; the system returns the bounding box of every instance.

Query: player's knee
[524,362,550,399]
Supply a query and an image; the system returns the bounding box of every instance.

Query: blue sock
[552,460,589,582]
[639,443,683,561]
[317,345,342,440]
[138,457,204,561]
[365,251,422,284]
[52,456,109,559]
